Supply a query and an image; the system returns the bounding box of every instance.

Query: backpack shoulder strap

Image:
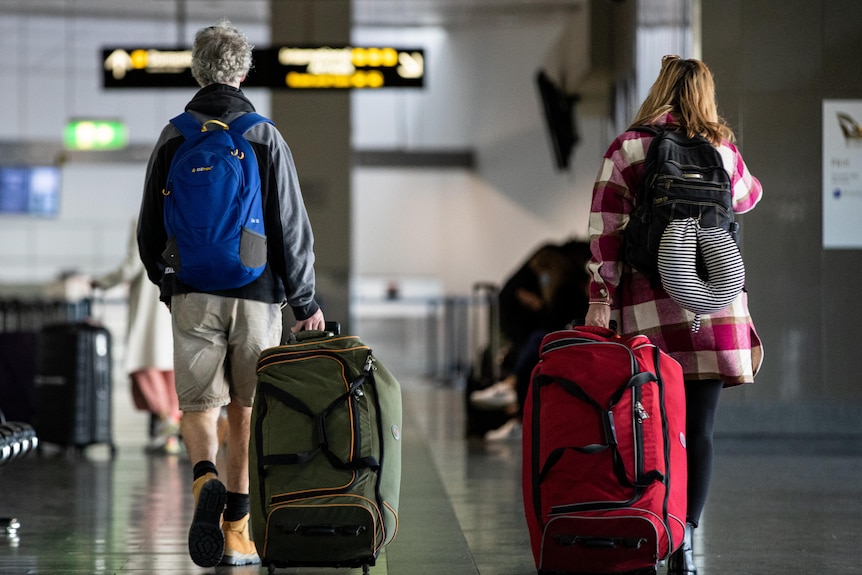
[229,112,274,135]
[631,124,662,136]
[168,112,203,139]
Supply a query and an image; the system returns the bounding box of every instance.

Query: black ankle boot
[667,523,697,574]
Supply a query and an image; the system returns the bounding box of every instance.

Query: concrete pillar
[270,1,352,333]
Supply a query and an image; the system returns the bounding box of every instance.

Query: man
[138,20,325,568]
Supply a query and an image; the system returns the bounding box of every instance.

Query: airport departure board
[102,46,425,89]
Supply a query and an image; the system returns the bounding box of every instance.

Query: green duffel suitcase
[250,328,402,574]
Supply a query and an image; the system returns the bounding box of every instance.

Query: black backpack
[624,126,739,282]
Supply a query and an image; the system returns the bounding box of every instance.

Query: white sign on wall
[823,100,862,249]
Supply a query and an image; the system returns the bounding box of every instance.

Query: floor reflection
[0,312,860,574]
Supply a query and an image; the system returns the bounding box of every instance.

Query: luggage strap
[257,378,381,472]
[535,372,663,488]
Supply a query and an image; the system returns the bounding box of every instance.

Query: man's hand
[291,308,325,332]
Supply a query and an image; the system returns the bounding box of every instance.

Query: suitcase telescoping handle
[566,319,618,337]
[284,321,342,344]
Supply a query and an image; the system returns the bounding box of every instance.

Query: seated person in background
[471,240,590,439]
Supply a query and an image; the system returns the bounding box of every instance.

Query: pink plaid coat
[587,117,764,386]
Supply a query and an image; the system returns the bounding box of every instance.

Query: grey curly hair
[190,19,254,87]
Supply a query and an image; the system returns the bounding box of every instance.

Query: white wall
[352,168,558,294]
[0,164,145,285]
[350,19,605,294]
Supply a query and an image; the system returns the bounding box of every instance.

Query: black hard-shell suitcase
[1,299,95,425]
[0,300,47,424]
[0,332,38,425]
[33,322,115,455]
[465,282,511,438]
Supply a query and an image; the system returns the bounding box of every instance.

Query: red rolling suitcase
[522,326,687,575]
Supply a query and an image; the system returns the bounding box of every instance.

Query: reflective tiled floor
[2,316,862,574]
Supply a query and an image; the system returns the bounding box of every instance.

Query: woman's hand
[584,302,611,328]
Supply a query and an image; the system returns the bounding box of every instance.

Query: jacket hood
[185,84,256,119]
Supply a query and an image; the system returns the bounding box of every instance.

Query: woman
[584,55,763,574]
[92,218,182,454]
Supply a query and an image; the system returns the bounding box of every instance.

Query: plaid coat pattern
[587,118,764,385]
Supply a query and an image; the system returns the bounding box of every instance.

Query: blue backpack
[162,112,273,291]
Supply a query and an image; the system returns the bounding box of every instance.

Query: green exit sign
[64,119,128,150]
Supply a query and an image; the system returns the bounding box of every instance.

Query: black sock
[192,460,218,481]
[224,492,250,521]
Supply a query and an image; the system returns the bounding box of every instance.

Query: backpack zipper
[653,197,732,217]
[657,179,729,193]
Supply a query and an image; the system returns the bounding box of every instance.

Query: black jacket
[138,84,320,320]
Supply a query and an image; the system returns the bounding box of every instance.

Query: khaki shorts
[171,293,282,411]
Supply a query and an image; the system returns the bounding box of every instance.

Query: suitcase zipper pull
[364,353,376,373]
[354,353,375,401]
[635,401,649,424]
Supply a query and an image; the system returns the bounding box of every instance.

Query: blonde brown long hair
[629,55,735,145]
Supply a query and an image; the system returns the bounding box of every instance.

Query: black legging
[684,378,724,527]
